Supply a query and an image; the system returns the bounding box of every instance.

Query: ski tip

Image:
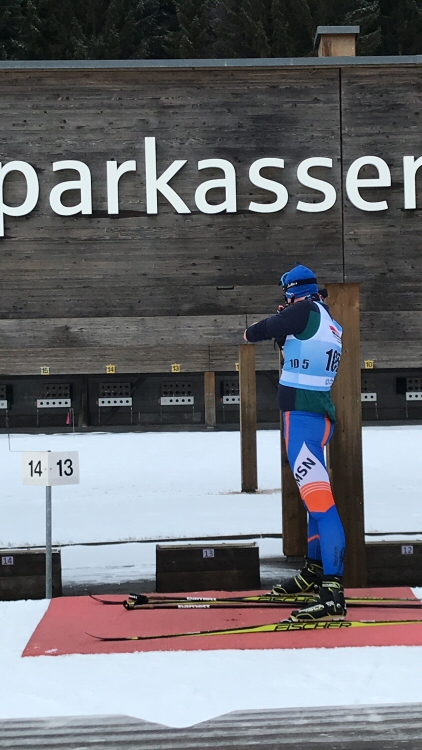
[85,631,102,640]
[89,594,124,605]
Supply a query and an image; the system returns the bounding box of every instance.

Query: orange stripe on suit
[300,481,335,513]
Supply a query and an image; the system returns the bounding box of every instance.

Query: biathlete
[244,264,346,622]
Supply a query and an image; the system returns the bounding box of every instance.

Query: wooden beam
[281,414,308,557]
[239,344,258,493]
[0,315,247,348]
[280,351,307,557]
[204,372,216,428]
[78,375,90,428]
[326,283,366,587]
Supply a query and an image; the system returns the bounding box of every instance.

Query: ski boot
[288,577,346,621]
[271,558,323,595]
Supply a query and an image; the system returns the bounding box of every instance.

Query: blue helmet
[280,264,318,301]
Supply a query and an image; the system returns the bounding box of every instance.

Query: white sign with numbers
[22,451,80,486]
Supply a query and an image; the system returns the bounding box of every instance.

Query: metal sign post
[45,485,52,599]
[22,450,80,599]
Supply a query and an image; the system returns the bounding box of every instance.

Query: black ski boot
[271,559,323,595]
[288,577,346,621]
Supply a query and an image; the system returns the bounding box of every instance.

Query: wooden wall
[0,63,419,374]
[342,67,422,367]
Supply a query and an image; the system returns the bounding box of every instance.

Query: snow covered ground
[1,425,422,726]
[0,425,421,585]
[3,595,422,727]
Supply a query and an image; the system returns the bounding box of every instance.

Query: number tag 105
[22,451,80,486]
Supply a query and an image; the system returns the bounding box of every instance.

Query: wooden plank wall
[342,67,422,368]
[0,67,341,374]
[0,64,419,373]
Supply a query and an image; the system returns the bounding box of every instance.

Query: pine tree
[343,2,381,55]
[2,0,422,61]
[379,0,422,55]
[172,0,215,58]
[0,0,26,58]
[211,0,317,58]
[14,0,178,60]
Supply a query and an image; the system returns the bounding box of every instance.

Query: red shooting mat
[22,588,422,657]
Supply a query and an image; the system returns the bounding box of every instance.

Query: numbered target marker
[22,452,49,486]
[22,451,80,486]
[49,451,80,486]
[21,450,80,598]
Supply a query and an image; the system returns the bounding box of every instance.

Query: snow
[363,425,422,536]
[0,430,283,549]
[1,425,422,727]
[3,597,422,727]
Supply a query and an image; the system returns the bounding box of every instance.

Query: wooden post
[239,343,257,492]
[204,371,216,428]
[78,375,90,428]
[280,352,307,557]
[281,420,308,557]
[326,283,366,587]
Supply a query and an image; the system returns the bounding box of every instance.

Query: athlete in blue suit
[244,265,346,621]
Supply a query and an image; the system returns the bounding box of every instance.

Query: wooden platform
[156,543,260,592]
[0,548,62,600]
[22,588,422,657]
[366,543,422,586]
[3,703,422,749]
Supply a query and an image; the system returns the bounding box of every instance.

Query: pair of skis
[89,591,422,611]
[87,591,422,641]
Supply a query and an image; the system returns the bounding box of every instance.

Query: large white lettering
[346,156,391,212]
[195,159,237,214]
[297,157,336,213]
[248,158,288,213]
[403,155,422,209]
[107,160,137,214]
[145,136,190,214]
[0,161,39,237]
[50,160,92,216]
[4,147,422,236]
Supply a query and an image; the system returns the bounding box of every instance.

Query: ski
[89,593,318,609]
[89,592,422,610]
[86,618,422,642]
[89,593,317,607]
[89,594,128,605]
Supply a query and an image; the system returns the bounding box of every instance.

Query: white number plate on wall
[401,545,414,555]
